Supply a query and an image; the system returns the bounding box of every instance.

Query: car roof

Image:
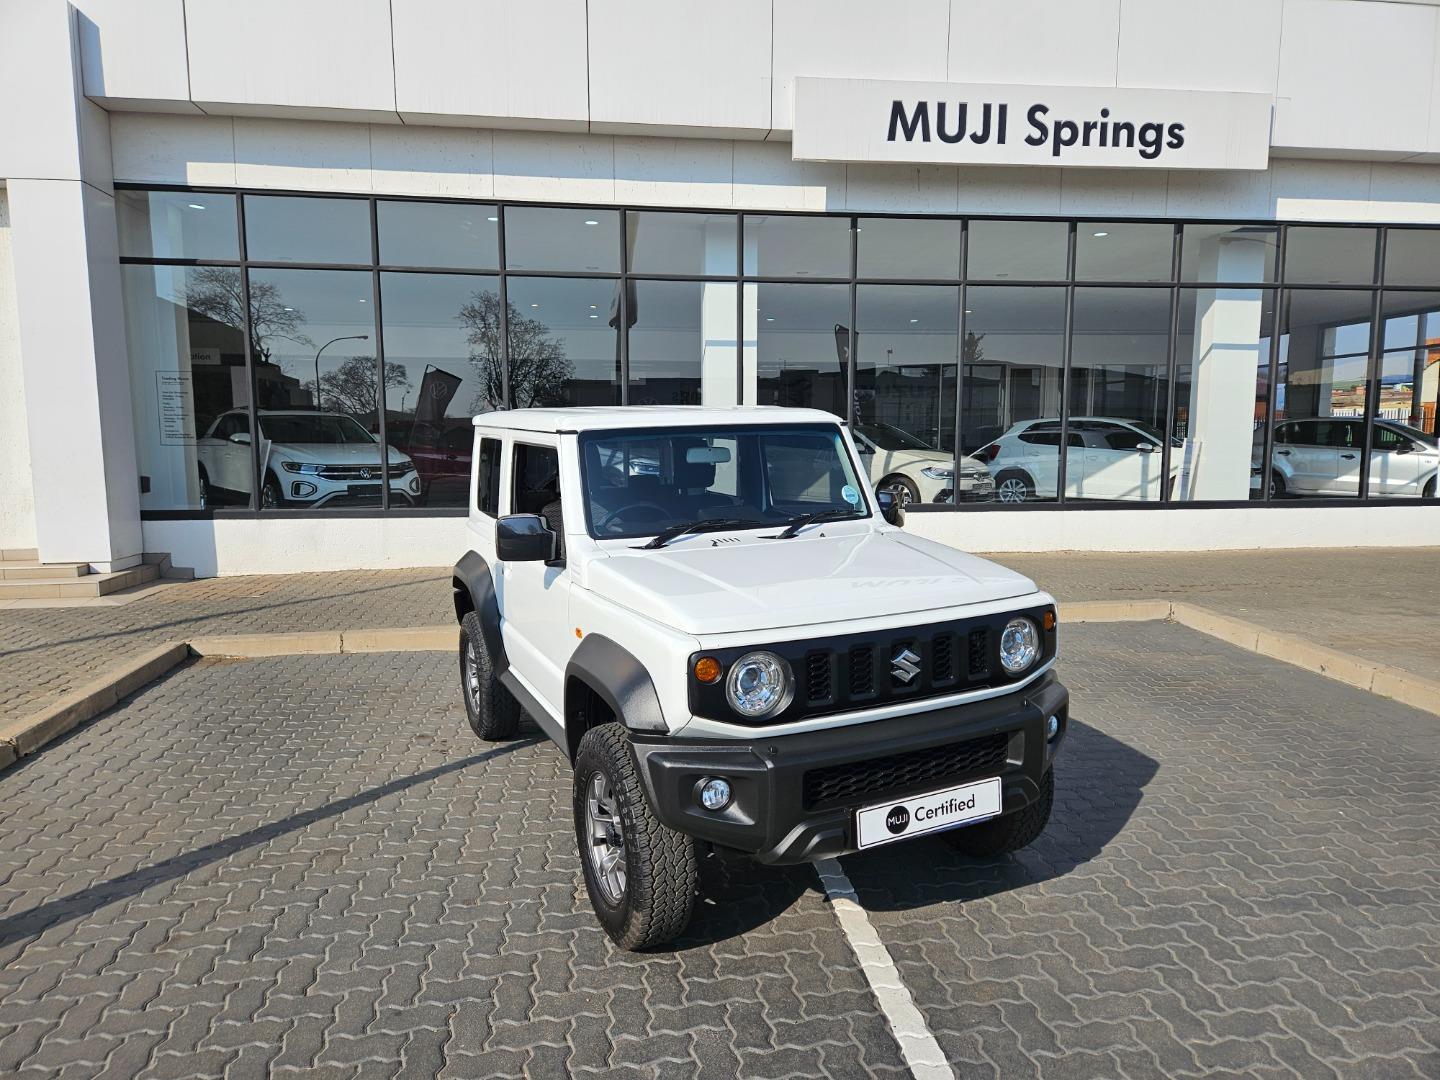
[471,405,846,434]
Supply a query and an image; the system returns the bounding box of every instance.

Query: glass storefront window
[1383,229,1440,288]
[966,220,1066,281]
[122,264,250,510]
[1172,289,1275,501]
[117,191,239,261]
[1284,227,1378,285]
[1269,289,1375,499]
[750,282,849,415]
[504,276,621,406]
[856,218,962,280]
[377,201,499,270]
[853,286,959,505]
[1375,291,1440,498]
[244,196,371,265]
[1075,223,1173,282]
[379,272,501,507]
[1068,288,1172,501]
[1181,224,1277,283]
[963,286,1066,503]
[627,280,736,407]
[504,207,619,272]
[627,212,737,276]
[743,215,851,278]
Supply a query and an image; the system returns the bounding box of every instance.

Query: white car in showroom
[196,409,421,508]
[851,421,995,504]
[977,416,1182,502]
[1257,417,1439,499]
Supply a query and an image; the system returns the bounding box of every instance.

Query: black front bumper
[630,671,1068,864]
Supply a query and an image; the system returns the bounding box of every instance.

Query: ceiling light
[589,304,597,309]
[487,216,499,222]
[584,219,599,226]
[531,303,539,308]
[358,298,367,303]
[1092,231,1109,238]
[964,308,972,314]
[589,314,599,319]
[187,203,206,210]
[909,318,919,323]
[765,317,775,322]
[283,307,294,312]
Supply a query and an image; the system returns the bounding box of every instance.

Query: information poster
[156,371,197,445]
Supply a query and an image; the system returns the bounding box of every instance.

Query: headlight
[921,466,954,480]
[725,651,793,719]
[281,461,323,474]
[999,617,1040,675]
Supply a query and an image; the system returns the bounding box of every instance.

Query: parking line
[814,858,954,1080]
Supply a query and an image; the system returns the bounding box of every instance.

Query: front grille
[848,645,875,697]
[802,730,1012,811]
[932,635,955,683]
[968,628,991,678]
[317,464,385,480]
[806,651,833,704]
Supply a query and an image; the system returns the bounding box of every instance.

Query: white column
[1182,235,1267,501]
[0,0,142,570]
[700,219,743,406]
[0,187,36,553]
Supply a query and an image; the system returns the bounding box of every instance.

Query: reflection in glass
[628,280,737,407]
[1283,227,1378,285]
[963,287,1065,503]
[743,215,851,278]
[377,201,498,270]
[1172,289,1274,501]
[1181,224,1276,283]
[122,265,250,509]
[1269,289,1374,499]
[854,286,967,504]
[505,207,619,272]
[504,277,620,406]
[1374,291,1440,498]
[244,268,412,509]
[966,220,1066,281]
[1074,223,1172,282]
[379,272,501,506]
[117,191,239,260]
[751,282,849,416]
[628,212,737,276]
[856,218,962,280]
[1067,288,1172,501]
[1382,229,1440,287]
[244,196,371,265]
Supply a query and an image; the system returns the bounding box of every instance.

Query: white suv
[452,406,1067,948]
[978,416,1182,502]
[851,421,995,504]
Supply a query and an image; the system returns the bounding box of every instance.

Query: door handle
[1341,453,1357,460]
[1276,449,1291,456]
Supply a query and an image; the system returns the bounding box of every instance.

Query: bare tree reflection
[458,291,574,410]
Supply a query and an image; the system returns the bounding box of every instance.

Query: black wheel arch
[565,635,667,762]
[453,551,507,676]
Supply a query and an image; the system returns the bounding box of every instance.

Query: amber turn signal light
[694,656,722,684]
[1043,610,1056,631]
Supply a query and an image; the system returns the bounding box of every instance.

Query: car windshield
[854,422,934,452]
[1123,419,1184,448]
[1383,421,1438,447]
[579,424,871,540]
[260,414,375,445]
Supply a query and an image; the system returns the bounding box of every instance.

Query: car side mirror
[1395,442,1413,455]
[496,513,556,562]
[876,489,905,527]
[1136,443,1156,454]
[229,432,251,445]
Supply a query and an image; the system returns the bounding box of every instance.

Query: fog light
[291,481,317,498]
[1047,715,1060,740]
[698,777,732,811]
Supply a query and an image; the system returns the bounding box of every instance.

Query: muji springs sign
[792,78,1273,170]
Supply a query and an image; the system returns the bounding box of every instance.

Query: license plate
[855,776,1002,849]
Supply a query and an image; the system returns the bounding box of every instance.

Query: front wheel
[574,723,698,950]
[261,474,284,509]
[946,769,1054,857]
[1424,476,1436,499]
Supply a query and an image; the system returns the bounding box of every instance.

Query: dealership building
[2,0,1439,579]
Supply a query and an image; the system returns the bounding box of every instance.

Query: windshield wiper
[771,508,861,539]
[639,517,769,550]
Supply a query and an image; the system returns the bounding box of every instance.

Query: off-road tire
[458,610,520,740]
[946,769,1054,858]
[573,723,698,950]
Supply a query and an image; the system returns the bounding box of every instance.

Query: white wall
[0,186,36,553]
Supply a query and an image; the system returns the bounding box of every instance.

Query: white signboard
[792,78,1273,171]
[156,371,197,445]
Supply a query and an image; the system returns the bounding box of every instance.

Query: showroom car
[196,409,421,508]
[977,417,1183,502]
[852,421,995,504]
[1256,417,1439,498]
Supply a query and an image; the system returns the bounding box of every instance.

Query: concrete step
[0,560,90,580]
[0,547,39,561]
[0,562,159,600]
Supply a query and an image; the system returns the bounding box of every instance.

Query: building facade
[2,0,1439,576]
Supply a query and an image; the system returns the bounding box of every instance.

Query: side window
[1339,421,1363,449]
[1373,426,1405,452]
[1273,423,1292,445]
[1104,428,1150,451]
[1019,431,1059,446]
[475,437,501,516]
[513,443,560,515]
[211,415,235,440]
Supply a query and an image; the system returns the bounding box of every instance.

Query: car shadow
[669,849,818,950]
[840,717,1158,913]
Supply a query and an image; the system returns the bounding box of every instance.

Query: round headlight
[725,651,793,719]
[1000,617,1040,675]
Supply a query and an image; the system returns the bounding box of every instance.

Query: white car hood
[267,441,410,465]
[587,529,1037,635]
[878,449,989,473]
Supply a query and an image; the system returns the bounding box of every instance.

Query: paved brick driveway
[1,625,1437,1078]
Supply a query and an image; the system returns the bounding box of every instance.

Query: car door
[210,413,252,495]
[1274,421,1334,495]
[496,438,574,716]
[1369,423,1424,496]
[1015,422,1067,499]
[1086,423,1158,500]
[1328,420,1363,496]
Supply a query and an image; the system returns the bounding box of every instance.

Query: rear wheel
[1424,477,1436,499]
[196,467,210,510]
[946,769,1054,857]
[574,723,697,950]
[458,610,520,740]
[994,470,1034,504]
[1269,470,1287,500]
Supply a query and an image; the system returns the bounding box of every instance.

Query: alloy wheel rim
[885,482,913,506]
[585,772,627,905]
[464,638,481,706]
[998,478,1027,502]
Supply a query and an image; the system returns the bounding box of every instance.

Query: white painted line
[814,857,955,1080]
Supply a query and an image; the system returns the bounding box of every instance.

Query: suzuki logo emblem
[891,647,922,685]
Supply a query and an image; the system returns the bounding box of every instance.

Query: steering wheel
[595,501,672,533]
